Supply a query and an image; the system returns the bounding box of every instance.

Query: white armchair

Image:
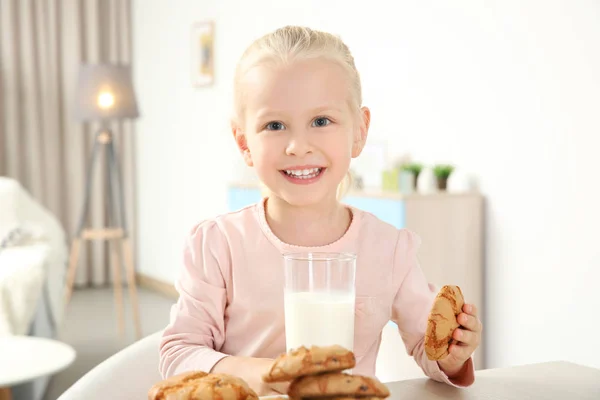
[58,331,162,400]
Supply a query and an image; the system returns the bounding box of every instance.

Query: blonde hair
[234,26,362,199]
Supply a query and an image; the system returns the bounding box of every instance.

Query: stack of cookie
[262,345,390,399]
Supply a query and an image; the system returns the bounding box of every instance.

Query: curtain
[0,0,137,287]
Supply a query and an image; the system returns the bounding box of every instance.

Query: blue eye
[312,117,331,127]
[266,121,285,131]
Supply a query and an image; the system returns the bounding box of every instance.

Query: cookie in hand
[424,285,465,361]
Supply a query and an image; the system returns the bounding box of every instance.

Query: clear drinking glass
[283,252,356,351]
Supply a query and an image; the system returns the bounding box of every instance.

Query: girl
[159,26,481,395]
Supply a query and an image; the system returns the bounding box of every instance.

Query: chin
[274,190,334,208]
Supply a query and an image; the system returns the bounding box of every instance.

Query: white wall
[133,0,600,371]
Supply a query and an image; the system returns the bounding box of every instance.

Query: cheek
[323,138,352,180]
[246,137,277,171]
[328,131,354,160]
[245,134,264,157]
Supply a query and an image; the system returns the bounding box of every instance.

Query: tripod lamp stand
[64,64,142,339]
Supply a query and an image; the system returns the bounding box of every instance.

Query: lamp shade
[74,64,139,122]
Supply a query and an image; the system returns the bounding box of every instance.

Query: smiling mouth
[281,167,324,179]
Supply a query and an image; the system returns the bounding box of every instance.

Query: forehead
[242,58,351,118]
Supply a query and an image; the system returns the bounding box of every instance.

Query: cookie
[287,372,390,398]
[310,398,382,400]
[424,285,465,361]
[148,371,258,400]
[148,371,208,400]
[263,345,355,383]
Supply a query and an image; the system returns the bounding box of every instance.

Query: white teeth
[284,168,322,179]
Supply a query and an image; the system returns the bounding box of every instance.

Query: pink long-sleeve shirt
[159,199,474,386]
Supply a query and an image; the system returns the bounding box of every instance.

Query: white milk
[284,291,355,351]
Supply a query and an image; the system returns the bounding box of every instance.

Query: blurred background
[1,0,599,399]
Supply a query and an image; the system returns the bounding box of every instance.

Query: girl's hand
[437,303,482,378]
[264,380,290,396]
[212,356,289,396]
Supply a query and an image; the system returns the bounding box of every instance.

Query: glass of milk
[283,252,356,351]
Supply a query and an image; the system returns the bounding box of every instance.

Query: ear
[352,106,371,158]
[231,121,253,167]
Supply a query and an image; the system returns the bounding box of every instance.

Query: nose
[285,130,313,156]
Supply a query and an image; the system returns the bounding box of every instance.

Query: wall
[133,0,600,370]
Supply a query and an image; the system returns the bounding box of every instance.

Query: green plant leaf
[400,163,423,175]
[433,164,454,179]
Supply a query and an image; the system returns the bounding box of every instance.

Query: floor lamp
[64,64,142,339]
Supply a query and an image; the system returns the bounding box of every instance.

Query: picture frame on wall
[191,20,215,87]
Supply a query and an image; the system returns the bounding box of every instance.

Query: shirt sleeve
[158,220,230,378]
[390,229,475,387]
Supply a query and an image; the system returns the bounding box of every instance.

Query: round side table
[0,336,76,400]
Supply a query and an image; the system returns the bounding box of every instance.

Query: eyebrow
[310,105,344,115]
[254,105,344,120]
[254,109,288,121]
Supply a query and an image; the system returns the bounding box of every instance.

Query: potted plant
[400,163,423,189]
[433,164,454,190]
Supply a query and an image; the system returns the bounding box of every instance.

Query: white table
[387,361,600,399]
[0,336,76,400]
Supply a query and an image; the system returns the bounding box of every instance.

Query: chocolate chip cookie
[263,345,356,383]
[310,398,382,400]
[287,372,390,398]
[424,285,465,361]
[148,371,258,400]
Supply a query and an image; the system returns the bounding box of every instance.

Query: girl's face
[234,58,370,208]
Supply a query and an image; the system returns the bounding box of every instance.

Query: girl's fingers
[458,313,482,332]
[268,382,290,394]
[453,328,480,347]
[463,303,478,316]
[448,343,471,361]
